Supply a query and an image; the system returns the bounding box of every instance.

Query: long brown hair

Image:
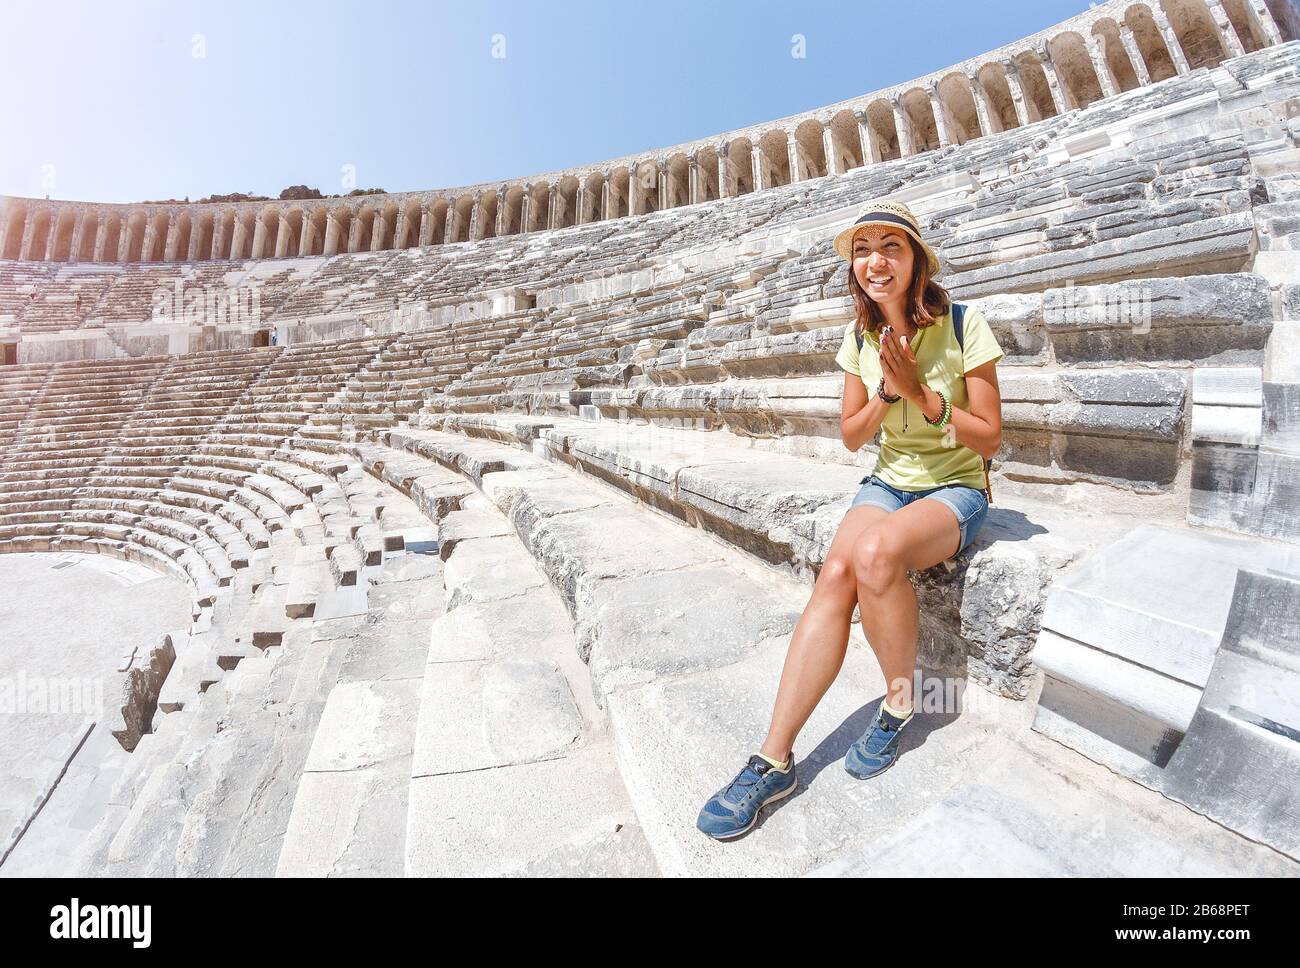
[848,233,950,344]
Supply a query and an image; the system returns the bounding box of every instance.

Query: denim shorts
[848,473,990,557]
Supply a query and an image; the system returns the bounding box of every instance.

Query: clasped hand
[878,328,925,402]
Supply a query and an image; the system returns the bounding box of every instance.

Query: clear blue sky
[1,0,1095,204]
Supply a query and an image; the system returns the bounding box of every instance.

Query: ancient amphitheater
[1,0,1298,877]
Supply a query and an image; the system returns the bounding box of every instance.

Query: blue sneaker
[844,706,913,779]
[696,753,797,840]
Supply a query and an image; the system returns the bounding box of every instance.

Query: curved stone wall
[0,0,1291,266]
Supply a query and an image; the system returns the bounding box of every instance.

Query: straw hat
[833,199,940,275]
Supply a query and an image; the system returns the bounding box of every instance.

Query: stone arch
[826,109,864,174]
[123,211,147,261]
[145,212,169,262]
[351,204,376,253]
[451,195,476,241]
[1048,31,1103,109]
[325,205,351,256]
[684,150,711,205]
[628,161,659,216]
[662,155,689,209]
[793,120,828,180]
[277,208,303,257]
[396,199,421,248]
[937,72,981,143]
[50,209,77,262]
[864,100,901,162]
[605,167,631,218]
[194,211,215,259]
[1,204,25,260]
[213,210,236,259]
[1013,51,1059,121]
[301,207,327,255]
[1162,0,1228,69]
[371,202,398,251]
[756,130,792,189]
[976,63,1017,132]
[549,176,576,228]
[76,211,99,262]
[1220,0,1266,51]
[102,213,122,262]
[1092,18,1142,92]
[1124,3,1179,80]
[721,140,754,196]
[170,211,192,261]
[497,187,524,237]
[900,87,939,153]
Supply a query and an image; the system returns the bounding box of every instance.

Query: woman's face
[851,227,914,306]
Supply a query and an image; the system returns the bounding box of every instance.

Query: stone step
[384,415,1291,875]
[276,553,445,877]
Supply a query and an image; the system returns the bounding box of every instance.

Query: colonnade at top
[0,0,1290,266]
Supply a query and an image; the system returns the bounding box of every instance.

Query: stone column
[575,185,589,224]
[786,133,802,183]
[44,216,60,261]
[69,216,86,264]
[1002,60,1033,126]
[142,215,159,262]
[1246,0,1283,46]
[819,127,838,176]
[890,96,915,157]
[1037,49,1069,113]
[1208,0,1246,57]
[444,206,458,244]
[600,179,611,220]
[210,216,226,260]
[856,110,882,164]
[750,145,766,192]
[250,215,267,259]
[927,83,953,147]
[629,165,645,216]
[19,213,37,261]
[321,212,338,256]
[276,214,292,257]
[494,189,507,238]
[93,215,108,262]
[232,218,251,259]
[519,193,532,234]
[715,144,733,198]
[686,155,699,204]
[117,219,133,262]
[1153,7,1191,74]
[163,219,181,261]
[393,211,409,249]
[966,72,995,136]
[1087,35,1120,97]
[190,221,204,260]
[1119,24,1152,86]
[657,160,668,210]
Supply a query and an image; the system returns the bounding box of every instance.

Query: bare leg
[759,505,889,762]
[852,498,963,714]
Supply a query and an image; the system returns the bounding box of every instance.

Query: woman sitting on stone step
[697,198,1005,841]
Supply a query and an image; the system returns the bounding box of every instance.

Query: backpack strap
[952,301,995,502]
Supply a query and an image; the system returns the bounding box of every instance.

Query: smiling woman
[696,197,1006,840]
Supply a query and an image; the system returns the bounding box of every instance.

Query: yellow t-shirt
[834,305,1004,491]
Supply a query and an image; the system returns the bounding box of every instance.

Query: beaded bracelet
[923,388,952,429]
[876,377,901,404]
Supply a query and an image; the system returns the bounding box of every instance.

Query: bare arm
[839,373,893,452]
[912,359,1003,460]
